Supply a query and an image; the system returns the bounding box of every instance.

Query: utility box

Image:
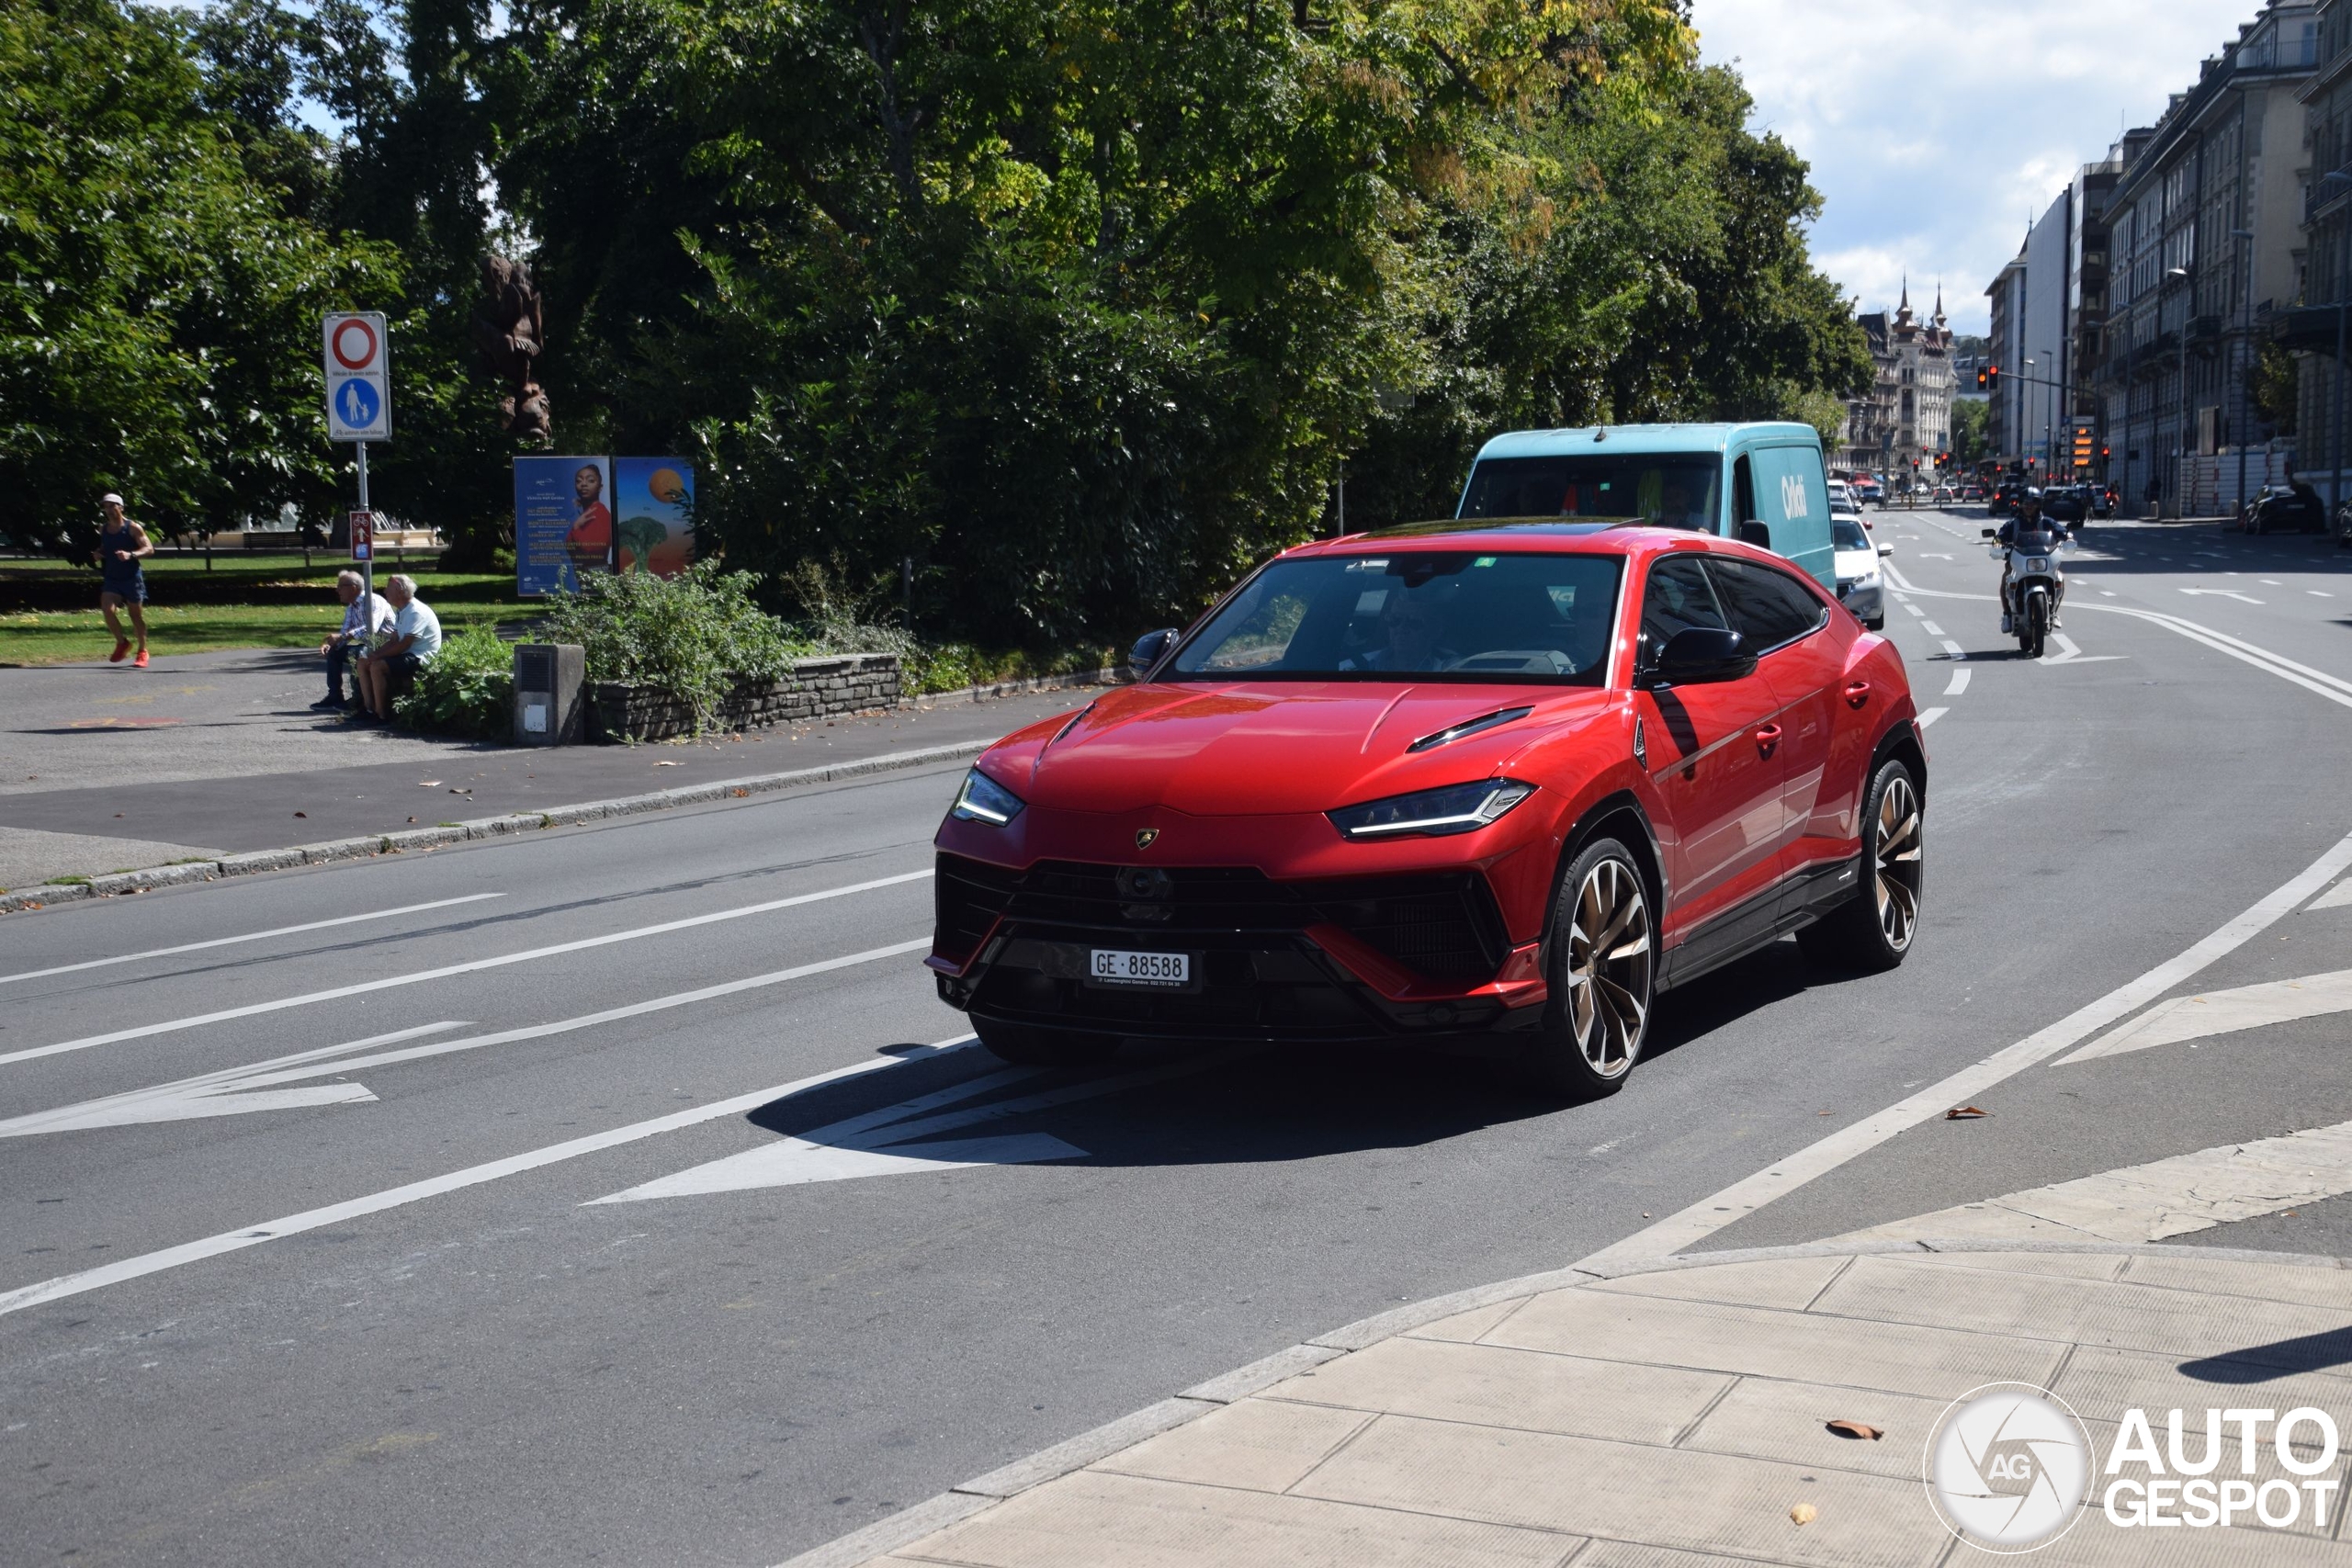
[512,643,584,746]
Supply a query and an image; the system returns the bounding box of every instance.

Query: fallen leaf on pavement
[1790,1503,1817,1526]
[654,761,681,767]
[407,817,416,823]
[1946,1106,1988,1120]
[293,811,307,818]
[1826,1421,1883,1441]
[730,788,749,798]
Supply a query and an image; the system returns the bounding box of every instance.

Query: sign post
[323,312,390,612]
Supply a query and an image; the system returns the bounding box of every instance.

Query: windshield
[1170,551,1623,685]
[1460,454,1720,530]
[1832,519,1871,549]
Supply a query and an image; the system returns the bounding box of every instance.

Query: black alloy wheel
[1527,838,1654,1097]
[1798,757,1924,975]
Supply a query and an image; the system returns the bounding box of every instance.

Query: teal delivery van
[1454,423,1836,591]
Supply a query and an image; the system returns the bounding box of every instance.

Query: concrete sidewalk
[825,1245,2352,1567]
[0,647,1104,895]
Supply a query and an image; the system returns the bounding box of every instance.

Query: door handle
[1844,681,1871,709]
[1754,724,1782,756]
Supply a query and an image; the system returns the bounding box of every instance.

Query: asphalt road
[5,509,2351,1566]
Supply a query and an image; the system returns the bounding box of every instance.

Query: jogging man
[93,493,153,667]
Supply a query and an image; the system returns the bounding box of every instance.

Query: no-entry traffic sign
[323,311,390,442]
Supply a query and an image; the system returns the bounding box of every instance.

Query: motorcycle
[1982,526,2071,658]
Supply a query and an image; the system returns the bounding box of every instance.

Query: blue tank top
[99,523,142,590]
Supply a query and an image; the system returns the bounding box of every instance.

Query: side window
[1705,558,1828,653]
[1733,454,1757,527]
[1638,556,1729,666]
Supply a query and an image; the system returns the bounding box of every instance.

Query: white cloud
[1695,0,2264,333]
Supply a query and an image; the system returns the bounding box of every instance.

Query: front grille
[935,852,1507,985]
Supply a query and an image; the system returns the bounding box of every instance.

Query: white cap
[100,492,124,506]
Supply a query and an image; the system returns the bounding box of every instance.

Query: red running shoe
[108,638,130,663]
[132,649,149,669]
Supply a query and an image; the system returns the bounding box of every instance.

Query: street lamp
[2320,171,2352,523]
[2166,265,2193,517]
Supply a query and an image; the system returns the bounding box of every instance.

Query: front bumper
[929,852,1548,1043]
[1838,577,1884,624]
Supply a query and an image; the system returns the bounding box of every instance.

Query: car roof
[1283,519,1779,567]
[1469,422,1820,461]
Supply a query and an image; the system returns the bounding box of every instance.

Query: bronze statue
[473,254,550,441]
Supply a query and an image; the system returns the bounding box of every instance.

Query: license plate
[1087,948,1192,988]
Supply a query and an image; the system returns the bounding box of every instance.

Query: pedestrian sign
[350,510,374,561]
[322,311,390,441]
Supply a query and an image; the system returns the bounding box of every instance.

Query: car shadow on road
[734,942,1816,1172]
[2179,1325,2352,1384]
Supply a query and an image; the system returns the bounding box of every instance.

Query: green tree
[0,0,398,554]
[1951,396,1989,464]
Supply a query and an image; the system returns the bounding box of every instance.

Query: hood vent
[1406,705,1532,754]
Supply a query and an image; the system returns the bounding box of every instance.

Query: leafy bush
[541,562,791,731]
[393,626,514,738]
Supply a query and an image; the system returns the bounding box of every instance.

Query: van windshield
[1462,454,1720,531]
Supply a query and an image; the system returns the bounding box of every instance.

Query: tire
[1524,838,1655,1097]
[1798,757,1924,975]
[2025,593,2048,658]
[1865,615,1885,631]
[972,1017,1119,1068]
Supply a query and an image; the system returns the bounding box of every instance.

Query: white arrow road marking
[2032,632,2123,666]
[591,1049,1247,1201]
[0,1021,462,1135]
[1943,669,1970,696]
[1576,826,2352,1271]
[2057,968,2352,1065]
[2181,588,2265,604]
[2313,878,2352,912]
[0,939,930,1138]
[0,868,933,1068]
[0,895,504,987]
[0,1036,983,1319]
[1823,1119,2352,1247]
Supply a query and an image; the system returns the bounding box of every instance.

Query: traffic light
[1976,367,1987,390]
[1986,366,2001,394]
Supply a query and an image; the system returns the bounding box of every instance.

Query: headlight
[949,767,1024,826]
[2024,556,2050,573]
[1328,779,1535,840]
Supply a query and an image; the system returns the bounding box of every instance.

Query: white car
[1833,516,1888,629]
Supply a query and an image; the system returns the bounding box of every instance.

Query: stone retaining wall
[588,653,901,742]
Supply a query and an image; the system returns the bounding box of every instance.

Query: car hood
[1833,547,1878,577]
[995,682,1614,816]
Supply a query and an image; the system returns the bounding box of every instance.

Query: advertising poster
[613,458,695,578]
[514,456,613,596]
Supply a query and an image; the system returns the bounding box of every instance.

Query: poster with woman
[612,459,695,577]
[514,456,613,595]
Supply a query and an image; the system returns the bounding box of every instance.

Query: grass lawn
[0,553,537,665]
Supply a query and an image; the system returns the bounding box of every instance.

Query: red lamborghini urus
[929,520,1926,1094]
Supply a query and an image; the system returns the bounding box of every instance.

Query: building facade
[2097,1,2318,515]
[2283,0,2352,510]
[1838,283,1952,477]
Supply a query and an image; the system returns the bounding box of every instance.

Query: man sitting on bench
[354,574,442,725]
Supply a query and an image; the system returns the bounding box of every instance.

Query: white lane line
[2314,877,2352,912]
[2314,591,2336,598]
[0,896,505,987]
[0,1031,981,1319]
[2057,967,2352,1065]
[594,1048,1244,1201]
[0,937,928,1138]
[1943,669,1971,697]
[1825,1119,2352,1247]
[1915,707,1948,728]
[2182,588,2265,604]
[1577,826,2352,1270]
[2262,579,2281,586]
[1919,620,1945,637]
[1904,602,1927,618]
[1938,639,1964,660]
[0,869,933,1069]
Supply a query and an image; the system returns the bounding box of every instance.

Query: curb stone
[0,735,1001,915]
[764,1235,2352,1568]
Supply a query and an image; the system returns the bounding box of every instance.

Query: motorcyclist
[1996,488,2069,635]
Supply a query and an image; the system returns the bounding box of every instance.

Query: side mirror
[1647,626,1756,687]
[1128,627,1178,679]
[1877,543,1894,558]
[1736,520,1771,549]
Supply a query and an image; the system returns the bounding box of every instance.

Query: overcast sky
[1693,0,2271,334]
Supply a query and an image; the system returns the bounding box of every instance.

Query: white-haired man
[316,570,392,712]
[354,574,442,723]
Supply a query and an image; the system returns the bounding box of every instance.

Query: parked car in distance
[931,521,1928,1095]
[1961,484,1985,502]
[2242,482,2326,535]
[2041,486,2088,525]
[1931,485,1955,504]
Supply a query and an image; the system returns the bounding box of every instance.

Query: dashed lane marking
[0,896,504,987]
[1943,669,1970,697]
[2059,967,2352,1064]
[1915,706,1947,728]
